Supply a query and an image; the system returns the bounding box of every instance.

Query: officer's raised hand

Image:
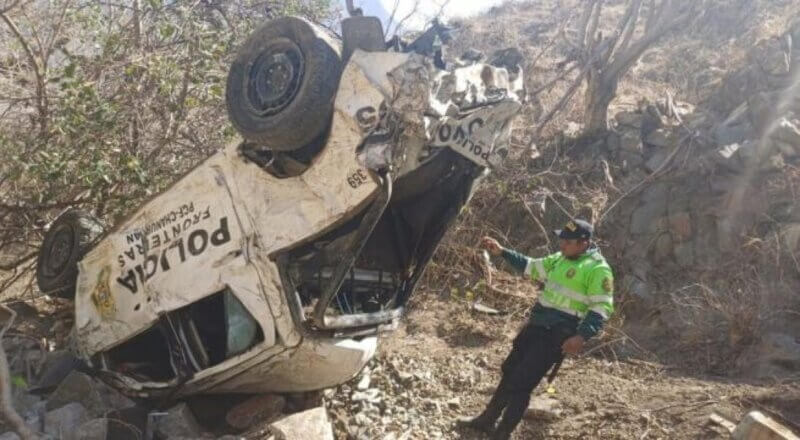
[481,236,503,256]
[561,335,585,355]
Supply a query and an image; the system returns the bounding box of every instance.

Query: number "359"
[347,169,369,189]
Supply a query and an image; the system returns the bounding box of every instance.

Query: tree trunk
[583,72,616,134]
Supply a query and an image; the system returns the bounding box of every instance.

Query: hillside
[0,1,799,439]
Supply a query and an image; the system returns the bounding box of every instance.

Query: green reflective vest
[525,248,614,320]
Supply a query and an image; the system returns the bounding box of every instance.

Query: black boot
[455,414,496,433]
[456,378,513,433]
[489,391,529,440]
[489,425,513,440]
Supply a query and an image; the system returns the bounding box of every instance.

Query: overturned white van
[35,13,524,398]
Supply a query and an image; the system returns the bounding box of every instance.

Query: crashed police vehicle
[35,9,524,397]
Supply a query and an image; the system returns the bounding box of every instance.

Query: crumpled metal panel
[351,49,524,175]
[425,62,525,169]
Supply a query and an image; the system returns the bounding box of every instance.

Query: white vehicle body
[69,45,523,397]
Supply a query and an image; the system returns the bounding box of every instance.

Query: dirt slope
[322,294,799,439]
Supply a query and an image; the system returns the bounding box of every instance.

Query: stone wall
[597,22,800,377]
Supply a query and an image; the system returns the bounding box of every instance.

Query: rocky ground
[2,287,797,440]
[317,293,800,440]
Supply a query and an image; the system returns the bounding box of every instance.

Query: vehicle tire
[36,210,103,299]
[226,16,342,150]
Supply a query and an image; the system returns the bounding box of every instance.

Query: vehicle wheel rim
[45,226,74,277]
[247,40,304,117]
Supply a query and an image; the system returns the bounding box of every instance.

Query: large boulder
[713,120,754,146]
[71,408,149,440]
[779,223,800,252]
[46,371,135,417]
[750,36,792,77]
[619,131,644,153]
[644,148,672,173]
[615,111,643,129]
[226,394,287,430]
[44,402,89,440]
[644,128,677,148]
[739,333,800,379]
[629,184,669,235]
[155,403,208,439]
[74,418,110,440]
[270,407,334,440]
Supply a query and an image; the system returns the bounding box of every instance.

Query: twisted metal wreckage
[36,11,525,398]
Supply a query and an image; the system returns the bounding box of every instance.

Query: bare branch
[383,0,401,38]
[576,0,597,50]
[597,35,617,68]
[532,38,615,139]
[0,200,86,213]
[388,0,420,38]
[560,25,583,57]
[587,0,605,48]
[0,0,20,14]
[144,46,194,164]
[605,3,693,80]
[0,262,35,295]
[0,7,47,131]
[0,304,37,440]
[45,0,75,60]
[19,6,44,69]
[615,0,643,54]
[644,0,657,34]
[529,29,560,71]
[647,0,669,36]
[598,132,693,224]
[425,0,451,28]
[133,0,141,50]
[529,62,579,96]
[0,252,36,272]
[533,72,585,139]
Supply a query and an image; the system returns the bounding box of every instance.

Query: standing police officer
[457,219,615,440]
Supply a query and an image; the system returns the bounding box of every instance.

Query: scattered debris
[471,303,504,315]
[356,372,371,391]
[708,412,737,433]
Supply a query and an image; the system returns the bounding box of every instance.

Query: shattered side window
[224,290,260,358]
[100,287,265,383]
[185,287,265,366]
